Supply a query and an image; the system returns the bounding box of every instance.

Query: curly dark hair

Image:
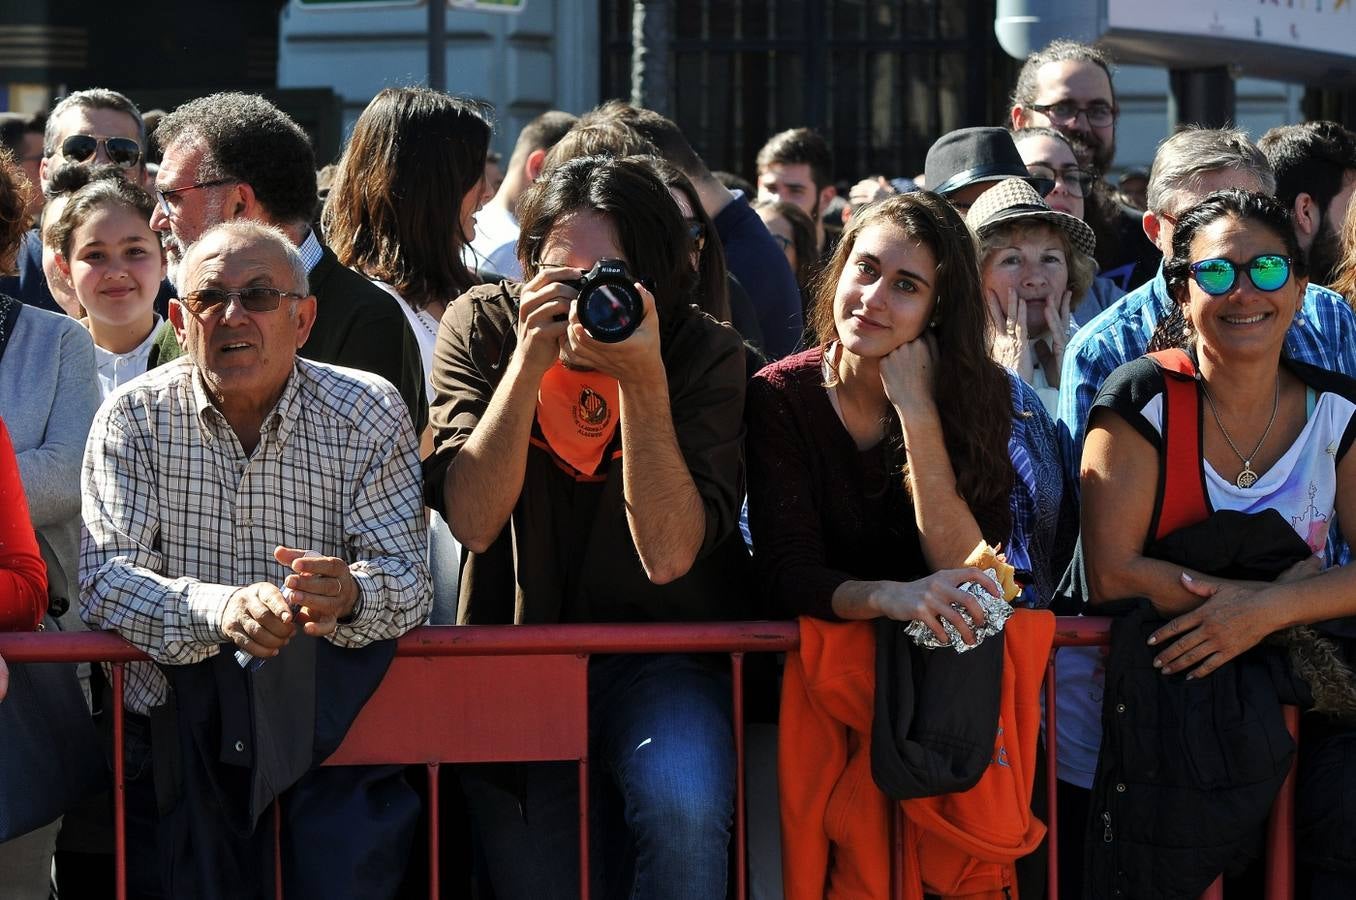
[808,191,1015,544]
[155,92,317,226]
[1151,190,1306,351]
[0,148,32,275]
[323,87,491,310]
[516,155,696,332]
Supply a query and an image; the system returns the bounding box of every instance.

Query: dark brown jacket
[424,280,751,625]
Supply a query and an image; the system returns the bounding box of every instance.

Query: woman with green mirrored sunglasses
[1188,254,1292,296]
[1080,188,1356,896]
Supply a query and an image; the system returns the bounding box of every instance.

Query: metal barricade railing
[0,619,1299,900]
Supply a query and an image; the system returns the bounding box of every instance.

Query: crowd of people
[1,34,1356,900]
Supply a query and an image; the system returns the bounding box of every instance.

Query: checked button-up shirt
[80,356,431,715]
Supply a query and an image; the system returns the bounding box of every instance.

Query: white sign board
[1108,0,1355,58]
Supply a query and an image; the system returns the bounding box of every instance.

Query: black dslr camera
[568,259,645,343]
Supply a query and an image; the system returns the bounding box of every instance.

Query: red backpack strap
[1146,349,1210,541]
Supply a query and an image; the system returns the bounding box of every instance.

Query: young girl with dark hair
[746,191,1076,897]
[50,175,164,397]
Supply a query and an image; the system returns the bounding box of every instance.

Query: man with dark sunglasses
[0,89,173,318]
[145,92,426,436]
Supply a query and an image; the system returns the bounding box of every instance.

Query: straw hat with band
[966,177,1097,260]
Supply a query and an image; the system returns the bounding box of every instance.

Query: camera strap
[535,362,621,478]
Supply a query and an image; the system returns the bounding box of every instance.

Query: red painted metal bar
[427,762,441,899]
[891,804,905,900]
[0,622,802,662]
[578,758,590,900]
[1046,650,1061,900]
[112,662,127,900]
[1266,705,1300,899]
[731,651,747,900]
[4,616,1306,900]
[273,802,283,898]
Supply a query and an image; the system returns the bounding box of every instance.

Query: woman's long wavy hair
[809,192,1015,543]
[322,87,490,309]
[1150,189,1307,351]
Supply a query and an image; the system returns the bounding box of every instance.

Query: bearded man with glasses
[81,220,431,900]
[1009,40,1161,293]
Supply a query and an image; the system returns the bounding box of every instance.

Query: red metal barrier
[0,619,1298,899]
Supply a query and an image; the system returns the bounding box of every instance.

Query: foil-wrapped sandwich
[904,542,1019,652]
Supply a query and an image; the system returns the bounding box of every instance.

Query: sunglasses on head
[180,287,304,315]
[60,134,141,168]
[1188,254,1291,296]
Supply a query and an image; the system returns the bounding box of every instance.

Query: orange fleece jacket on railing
[779,610,1054,899]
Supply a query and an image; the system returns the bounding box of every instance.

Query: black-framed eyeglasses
[179,286,304,315]
[1189,254,1291,296]
[1026,164,1096,199]
[1028,101,1117,128]
[60,134,142,168]
[155,178,235,217]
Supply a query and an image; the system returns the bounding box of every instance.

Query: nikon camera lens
[574,258,644,343]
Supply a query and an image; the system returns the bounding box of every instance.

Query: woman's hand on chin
[1146,572,1287,679]
[986,287,1033,382]
[880,329,938,417]
[1034,289,1073,388]
[871,568,1001,646]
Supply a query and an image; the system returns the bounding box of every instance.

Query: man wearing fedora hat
[924,127,1055,217]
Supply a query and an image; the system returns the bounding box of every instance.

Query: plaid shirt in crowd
[80,357,431,715]
[1056,266,1356,485]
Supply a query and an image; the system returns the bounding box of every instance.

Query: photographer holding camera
[425,154,750,899]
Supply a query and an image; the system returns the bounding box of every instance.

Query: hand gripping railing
[0,619,1297,900]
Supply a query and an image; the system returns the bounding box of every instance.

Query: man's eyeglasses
[156,179,235,218]
[1027,101,1117,128]
[60,134,142,168]
[1189,255,1291,296]
[1026,164,1096,199]
[179,287,304,315]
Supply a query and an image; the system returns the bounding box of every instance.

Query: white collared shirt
[93,315,162,399]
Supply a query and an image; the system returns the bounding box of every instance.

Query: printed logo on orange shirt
[536,363,620,476]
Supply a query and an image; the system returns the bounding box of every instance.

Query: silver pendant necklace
[1199,374,1280,489]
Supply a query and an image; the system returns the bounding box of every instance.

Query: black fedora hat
[925,127,1054,198]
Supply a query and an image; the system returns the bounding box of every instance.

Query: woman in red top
[0,414,46,632]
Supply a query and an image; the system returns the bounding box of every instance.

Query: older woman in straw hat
[970,177,1097,415]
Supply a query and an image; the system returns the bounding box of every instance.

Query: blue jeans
[461,653,735,900]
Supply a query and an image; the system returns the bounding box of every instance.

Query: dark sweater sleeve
[745,368,856,619]
[715,195,804,360]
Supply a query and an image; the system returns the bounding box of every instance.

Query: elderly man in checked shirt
[79,220,431,899]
